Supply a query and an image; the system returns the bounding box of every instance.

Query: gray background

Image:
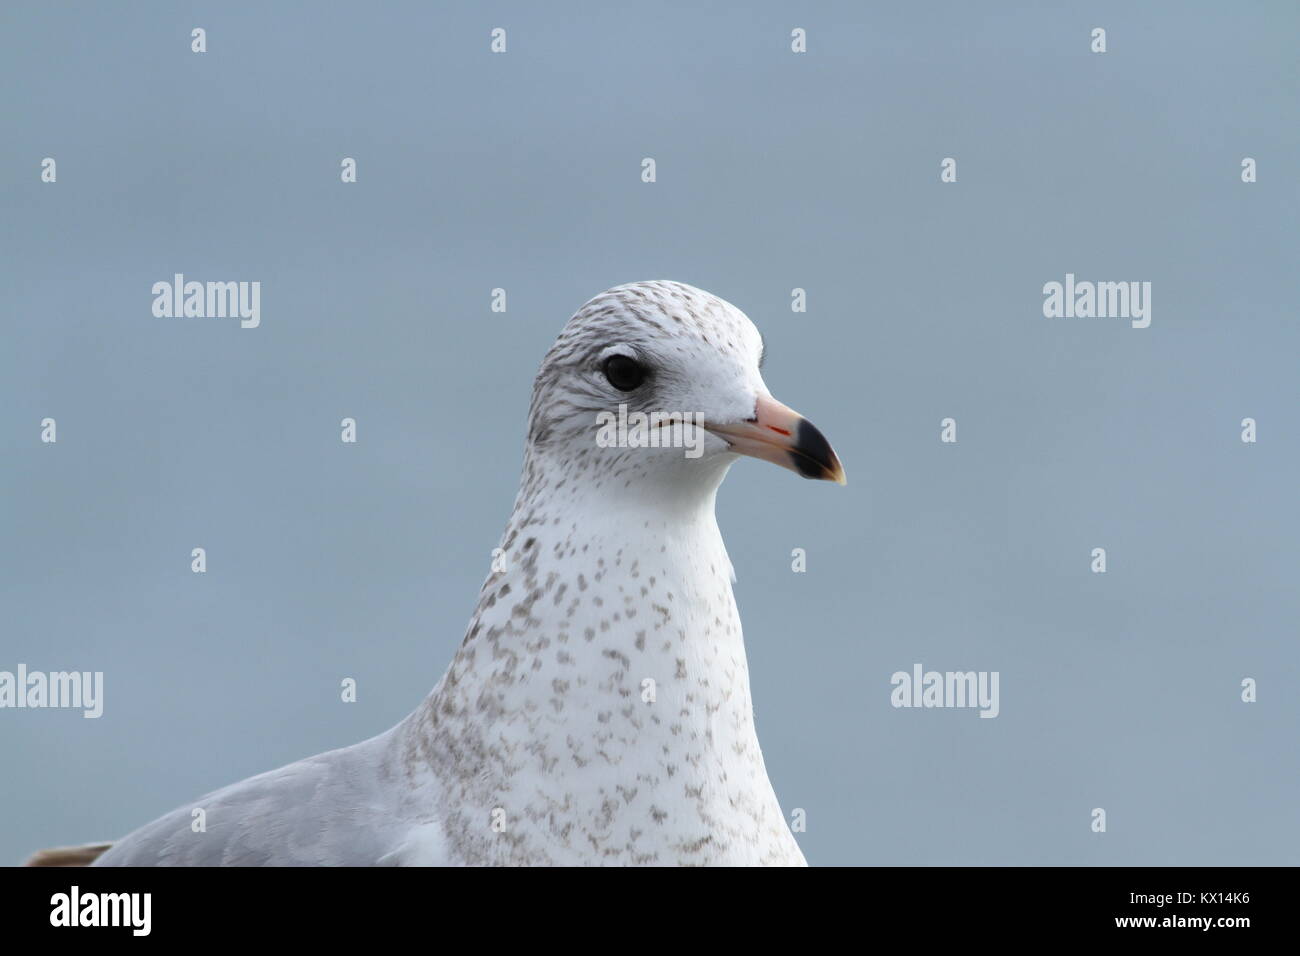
[2,1,1297,866]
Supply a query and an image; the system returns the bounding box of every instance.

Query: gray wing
[93,729,427,866]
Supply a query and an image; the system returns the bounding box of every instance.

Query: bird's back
[92,727,426,866]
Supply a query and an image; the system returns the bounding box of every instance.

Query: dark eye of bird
[603,354,645,391]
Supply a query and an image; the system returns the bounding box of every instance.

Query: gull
[28,280,845,867]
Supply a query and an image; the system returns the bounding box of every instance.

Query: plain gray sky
[2,1,1297,865]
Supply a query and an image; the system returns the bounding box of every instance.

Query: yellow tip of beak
[707,395,846,485]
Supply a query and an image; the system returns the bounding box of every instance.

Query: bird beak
[706,394,846,484]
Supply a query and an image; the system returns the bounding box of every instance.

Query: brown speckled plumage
[85,282,815,867]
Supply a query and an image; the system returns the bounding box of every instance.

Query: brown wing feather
[24,843,113,867]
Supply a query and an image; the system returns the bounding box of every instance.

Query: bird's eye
[603,354,646,391]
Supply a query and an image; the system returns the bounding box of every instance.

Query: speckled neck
[403,448,804,865]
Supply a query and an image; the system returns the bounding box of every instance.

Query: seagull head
[525,281,845,499]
